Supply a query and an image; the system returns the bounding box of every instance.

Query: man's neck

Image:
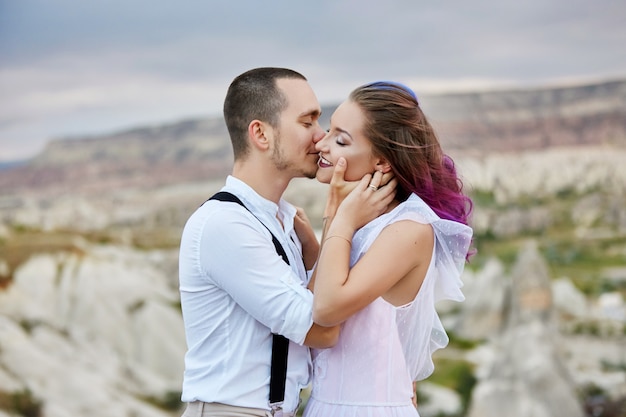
[232,161,291,204]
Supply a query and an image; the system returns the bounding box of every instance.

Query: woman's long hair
[350,81,473,227]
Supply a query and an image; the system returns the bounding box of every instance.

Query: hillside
[0,78,624,195]
[0,78,625,417]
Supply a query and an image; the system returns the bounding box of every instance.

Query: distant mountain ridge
[422,78,626,152]
[0,78,624,194]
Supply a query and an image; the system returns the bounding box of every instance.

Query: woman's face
[315,100,379,184]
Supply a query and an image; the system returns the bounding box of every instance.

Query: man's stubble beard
[271,131,318,180]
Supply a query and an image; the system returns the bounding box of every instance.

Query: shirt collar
[224,176,296,233]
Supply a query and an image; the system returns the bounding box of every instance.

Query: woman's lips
[318,155,334,168]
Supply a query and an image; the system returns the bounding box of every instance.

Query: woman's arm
[312,170,433,326]
[313,219,431,326]
[295,158,361,278]
[303,322,341,348]
[309,158,396,291]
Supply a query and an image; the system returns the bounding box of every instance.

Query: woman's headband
[371,81,418,102]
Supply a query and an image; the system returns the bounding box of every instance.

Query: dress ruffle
[351,194,472,381]
[304,194,473,417]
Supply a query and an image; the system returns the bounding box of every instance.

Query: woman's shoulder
[382,194,438,225]
[379,219,434,254]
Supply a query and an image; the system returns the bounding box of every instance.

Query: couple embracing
[178,67,473,417]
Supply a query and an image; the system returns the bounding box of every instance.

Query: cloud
[1,0,625,161]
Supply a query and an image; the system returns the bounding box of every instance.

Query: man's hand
[293,207,319,270]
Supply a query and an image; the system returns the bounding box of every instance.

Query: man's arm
[206,207,316,345]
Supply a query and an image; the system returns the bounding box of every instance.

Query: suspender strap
[208,192,289,262]
[207,191,290,412]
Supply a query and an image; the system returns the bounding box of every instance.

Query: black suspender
[207,191,290,415]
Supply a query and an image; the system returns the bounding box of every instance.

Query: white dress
[304,194,473,417]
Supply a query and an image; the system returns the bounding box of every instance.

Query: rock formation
[0,244,185,417]
[467,241,585,417]
[1,77,624,417]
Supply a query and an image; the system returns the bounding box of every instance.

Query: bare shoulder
[374,220,435,305]
[379,219,434,244]
[372,220,434,264]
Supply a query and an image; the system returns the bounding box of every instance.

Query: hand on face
[332,156,394,192]
[323,157,359,218]
[330,157,397,231]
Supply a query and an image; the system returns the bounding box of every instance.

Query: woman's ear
[375,158,392,174]
[248,120,270,151]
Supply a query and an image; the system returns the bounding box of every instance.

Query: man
[178,68,338,417]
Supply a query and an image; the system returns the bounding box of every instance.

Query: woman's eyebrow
[334,127,353,140]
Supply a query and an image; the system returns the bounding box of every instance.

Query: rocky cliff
[0,78,624,195]
[0,78,625,417]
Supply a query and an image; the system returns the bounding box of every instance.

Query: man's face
[270,78,325,179]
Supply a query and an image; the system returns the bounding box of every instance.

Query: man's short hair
[223,67,307,160]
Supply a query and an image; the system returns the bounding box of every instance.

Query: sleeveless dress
[303,194,473,417]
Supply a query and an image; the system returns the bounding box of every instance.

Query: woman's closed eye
[335,135,347,146]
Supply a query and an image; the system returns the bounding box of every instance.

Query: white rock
[0,243,184,417]
[453,258,509,340]
[552,277,589,319]
[417,381,462,416]
[596,292,625,321]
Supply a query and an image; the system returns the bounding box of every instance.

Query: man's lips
[317,154,333,168]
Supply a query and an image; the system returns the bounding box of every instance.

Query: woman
[304,81,474,416]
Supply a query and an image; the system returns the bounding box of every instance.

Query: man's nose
[312,125,326,144]
[314,133,328,152]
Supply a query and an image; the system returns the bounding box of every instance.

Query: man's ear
[375,158,392,173]
[248,120,270,151]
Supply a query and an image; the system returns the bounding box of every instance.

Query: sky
[1,0,625,162]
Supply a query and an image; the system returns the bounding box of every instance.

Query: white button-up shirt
[179,176,314,413]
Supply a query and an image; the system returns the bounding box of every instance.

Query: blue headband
[371,81,418,102]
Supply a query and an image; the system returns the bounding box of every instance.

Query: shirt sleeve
[199,205,314,345]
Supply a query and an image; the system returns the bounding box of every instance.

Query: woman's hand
[327,158,397,237]
[324,157,395,219]
[323,158,359,219]
[337,171,397,231]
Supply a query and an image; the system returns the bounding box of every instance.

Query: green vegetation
[0,223,181,287]
[467,187,626,297]
[129,227,182,250]
[0,388,43,417]
[0,181,622,417]
[580,383,626,417]
[469,190,496,207]
[141,390,183,412]
[426,358,477,415]
[0,226,86,286]
[470,234,523,270]
[447,331,481,349]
